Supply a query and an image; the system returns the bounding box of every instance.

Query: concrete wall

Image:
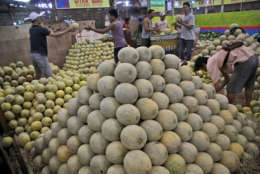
[0,24,73,67]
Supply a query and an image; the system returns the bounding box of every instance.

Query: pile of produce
[63,40,114,73]
[199,31,222,41]
[0,61,59,89]
[30,46,259,174]
[197,24,260,58]
[0,64,88,150]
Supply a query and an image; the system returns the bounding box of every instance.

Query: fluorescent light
[13,22,17,25]
[15,0,30,2]
[125,1,130,6]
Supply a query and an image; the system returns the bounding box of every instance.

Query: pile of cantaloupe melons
[31,46,259,174]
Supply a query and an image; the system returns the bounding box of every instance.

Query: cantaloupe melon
[156,109,178,131]
[169,103,188,121]
[229,143,244,158]
[116,104,140,125]
[67,98,80,116]
[118,47,139,64]
[203,84,216,99]
[207,99,220,115]
[224,125,238,142]
[114,83,138,104]
[135,79,154,98]
[150,59,165,75]
[192,76,203,89]
[77,105,91,124]
[98,60,115,77]
[232,120,242,133]
[49,156,61,173]
[78,125,93,144]
[197,105,212,122]
[67,116,83,134]
[123,150,152,174]
[90,132,108,154]
[194,89,208,105]
[120,125,147,150]
[141,120,163,141]
[195,152,214,174]
[147,166,170,174]
[87,110,106,131]
[216,134,231,150]
[105,141,128,164]
[220,151,240,172]
[57,128,71,145]
[100,97,119,118]
[212,163,231,174]
[149,45,165,59]
[245,142,259,157]
[185,164,204,174]
[107,165,126,174]
[182,96,198,113]
[42,148,52,164]
[165,154,186,174]
[67,155,81,174]
[163,68,181,84]
[241,126,255,141]
[237,134,248,148]
[203,123,219,141]
[101,118,122,141]
[57,145,71,162]
[77,86,92,105]
[57,164,69,174]
[191,131,210,152]
[136,46,152,62]
[78,166,93,174]
[87,73,100,91]
[164,54,180,69]
[89,93,103,110]
[77,144,94,166]
[179,142,198,163]
[176,122,193,141]
[207,143,222,162]
[114,63,137,83]
[149,75,166,92]
[136,61,152,79]
[152,92,169,109]
[67,135,81,154]
[180,81,195,96]
[187,113,203,131]
[136,98,158,120]
[144,142,168,165]
[179,66,192,81]
[161,131,181,153]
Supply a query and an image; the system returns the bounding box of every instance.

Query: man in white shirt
[155,12,169,32]
[173,2,195,65]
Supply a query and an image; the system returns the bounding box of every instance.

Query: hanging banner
[55,0,110,9]
[150,0,166,12]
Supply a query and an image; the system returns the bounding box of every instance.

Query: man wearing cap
[155,12,169,32]
[28,12,71,79]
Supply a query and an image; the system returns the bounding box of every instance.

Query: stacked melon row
[29,46,259,174]
[63,40,114,74]
[0,70,88,151]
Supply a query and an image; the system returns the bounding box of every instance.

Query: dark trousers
[114,47,125,64]
[178,38,194,61]
[142,38,151,47]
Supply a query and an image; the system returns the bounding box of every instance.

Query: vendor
[173,2,195,65]
[155,12,169,32]
[86,9,127,63]
[194,41,258,106]
[27,12,72,79]
[142,9,158,47]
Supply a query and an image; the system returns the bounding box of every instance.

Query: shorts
[227,54,258,94]
[30,53,53,78]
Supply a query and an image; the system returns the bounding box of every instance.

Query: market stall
[151,32,180,54]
